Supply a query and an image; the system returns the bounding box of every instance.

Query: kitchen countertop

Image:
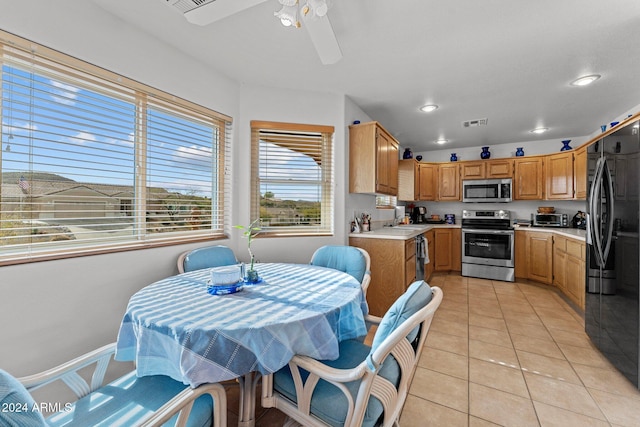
[350,223,589,241]
[349,223,460,240]
[514,225,587,241]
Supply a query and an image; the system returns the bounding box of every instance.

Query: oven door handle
[462,228,514,235]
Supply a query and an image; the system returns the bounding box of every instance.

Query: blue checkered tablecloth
[115,263,368,386]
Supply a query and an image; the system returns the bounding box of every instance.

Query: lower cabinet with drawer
[349,236,417,317]
[553,234,586,309]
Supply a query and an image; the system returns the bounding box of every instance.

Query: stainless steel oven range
[461,209,515,282]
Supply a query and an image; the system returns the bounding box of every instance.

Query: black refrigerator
[585,118,640,388]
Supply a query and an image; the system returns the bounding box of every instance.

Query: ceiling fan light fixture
[570,74,601,87]
[274,4,299,27]
[530,127,548,134]
[420,104,438,113]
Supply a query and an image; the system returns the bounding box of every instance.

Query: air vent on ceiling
[462,118,489,128]
[166,0,214,14]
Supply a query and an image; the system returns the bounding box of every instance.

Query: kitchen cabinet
[419,163,438,200]
[516,230,553,284]
[425,229,435,280]
[545,151,574,199]
[564,238,585,309]
[349,235,416,316]
[398,160,437,201]
[434,228,461,271]
[438,163,460,201]
[461,159,513,179]
[349,121,399,196]
[397,160,419,201]
[574,146,587,199]
[553,235,567,292]
[514,156,544,200]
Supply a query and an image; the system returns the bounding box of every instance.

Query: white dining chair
[2,343,226,427]
[261,280,442,427]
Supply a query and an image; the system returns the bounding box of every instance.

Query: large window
[250,121,334,236]
[0,32,231,264]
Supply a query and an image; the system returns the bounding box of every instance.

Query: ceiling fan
[164,0,342,65]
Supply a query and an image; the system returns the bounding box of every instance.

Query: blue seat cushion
[0,369,47,427]
[183,245,237,272]
[46,372,213,427]
[273,339,400,427]
[311,246,366,283]
[371,280,432,353]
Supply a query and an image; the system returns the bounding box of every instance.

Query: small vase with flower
[233,219,261,283]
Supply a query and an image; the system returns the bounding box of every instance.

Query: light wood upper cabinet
[574,146,587,199]
[397,160,419,201]
[438,163,460,201]
[486,159,513,178]
[461,162,485,180]
[349,121,399,196]
[461,159,513,180]
[545,151,574,199]
[419,163,437,201]
[514,156,544,200]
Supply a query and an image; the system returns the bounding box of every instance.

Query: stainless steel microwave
[462,178,512,203]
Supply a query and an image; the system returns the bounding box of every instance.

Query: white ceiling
[91,0,640,152]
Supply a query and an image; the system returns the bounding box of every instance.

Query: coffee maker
[411,206,427,224]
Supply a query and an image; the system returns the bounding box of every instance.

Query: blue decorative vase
[560,140,572,151]
[480,147,491,159]
[515,147,524,157]
[416,155,423,161]
[403,148,413,159]
[450,153,458,162]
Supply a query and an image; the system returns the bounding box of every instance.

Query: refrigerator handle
[589,158,605,267]
[601,159,615,262]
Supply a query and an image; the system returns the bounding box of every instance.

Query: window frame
[0,31,232,265]
[250,120,334,237]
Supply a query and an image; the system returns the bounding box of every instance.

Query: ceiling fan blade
[301,14,343,65]
[183,0,269,26]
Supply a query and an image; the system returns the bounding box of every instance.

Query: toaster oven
[532,213,568,227]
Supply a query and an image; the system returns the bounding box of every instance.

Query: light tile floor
[241,273,640,426]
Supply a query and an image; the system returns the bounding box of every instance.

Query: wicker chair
[177,245,237,273]
[310,245,372,296]
[262,280,442,427]
[1,343,226,427]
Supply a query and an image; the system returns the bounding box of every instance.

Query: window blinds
[250,121,334,235]
[0,32,231,263]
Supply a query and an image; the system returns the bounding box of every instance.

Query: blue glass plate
[243,277,264,285]
[207,281,244,295]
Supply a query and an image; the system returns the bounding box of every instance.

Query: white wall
[0,2,351,376]
[233,83,349,264]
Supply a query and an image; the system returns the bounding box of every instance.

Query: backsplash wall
[408,199,586,224]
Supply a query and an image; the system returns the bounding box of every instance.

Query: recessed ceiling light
[570,74,601,87]
[420,104,438,113]
[530,127,548,134]
[435,138,448,145]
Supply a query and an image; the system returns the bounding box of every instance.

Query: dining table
[115,262,368,427]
